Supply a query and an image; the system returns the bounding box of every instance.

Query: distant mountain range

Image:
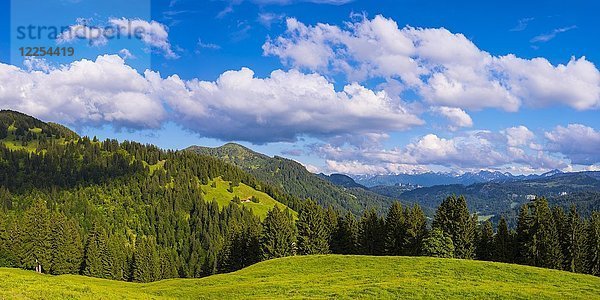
[395,171,600,225]
[316,169,600,224]
[352,169,565,187]
[184,143,599,222]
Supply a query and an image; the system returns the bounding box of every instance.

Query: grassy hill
[187,143,414,215]
[1,255,599,299]
[201,177,296,219]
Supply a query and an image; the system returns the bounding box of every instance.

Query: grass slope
[187,143,407,215]
[201,177,295,220]
[1,255,599,299]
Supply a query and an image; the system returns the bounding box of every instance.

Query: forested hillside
[0,110,300,281]
[317,173,366,189]
[376,173,600,220]
[187,143,406,215]
[1,110,599,287]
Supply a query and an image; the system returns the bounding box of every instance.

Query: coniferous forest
[0,110,599,283]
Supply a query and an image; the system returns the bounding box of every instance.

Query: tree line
[2,193,599,282]
[259,196,600,276]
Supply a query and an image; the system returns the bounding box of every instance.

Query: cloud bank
[0,55,421,143]
[263,15,600,111]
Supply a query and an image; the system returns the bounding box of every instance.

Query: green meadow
[201,176,296,219]
[1,255,599,300]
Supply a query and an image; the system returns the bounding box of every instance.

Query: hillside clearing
[201,177,295,219]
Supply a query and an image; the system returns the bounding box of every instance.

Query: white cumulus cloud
[264,15,600,112]
[545,124,600,165]
[149,67,424,143]
[0,55,165,129]
[431,106,473,130]
[0,55,422,144]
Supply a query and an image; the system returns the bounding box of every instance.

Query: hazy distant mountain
[353,169,565,187]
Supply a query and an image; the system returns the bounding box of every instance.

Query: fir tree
[432,196,476,259]
[297,200,329,255]
[585,212,600,276]
[494,216,514,263]
[359,208,385,255]
[384,202,406,255]
[476,220,494,261]
[332,212,359,254]
[260,207,296,260]
[49,214,83,275]
[422,228,454,258]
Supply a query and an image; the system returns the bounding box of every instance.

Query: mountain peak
[541,169,563,177]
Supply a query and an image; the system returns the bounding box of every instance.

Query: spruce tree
[50,215,83,275]
[516,203,534,265]
[323,207,339,251]
[432,195,476,259]
[0,124,7,139]
[563,205,585,273]
[220,209,262,272]
[106,234,128,281]
[82,224,111,278]
[18,200,52,272]
[422,228,454,258]
[476,220,494,261]
[297,200,329,255]
[553,206,568,271]
[585,212,600,276]
[404,204,427,256]
[532,198,563,269]
[494,216,513,263]
[359,208,385,255]
[160,247,180,279]
[260,207,296,260]
[332,212,359,254]
[0,187,11,212]
[132,235,161,283]
[384,202,406,255]
[0,212,18,267]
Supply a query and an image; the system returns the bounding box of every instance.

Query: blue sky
[1,0,600,175]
